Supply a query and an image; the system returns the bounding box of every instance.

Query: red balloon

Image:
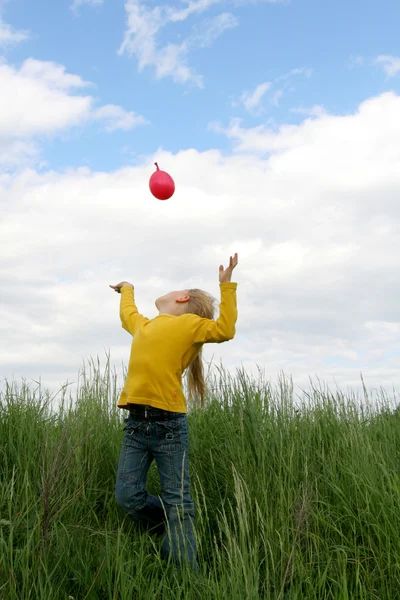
[149,162,175,200]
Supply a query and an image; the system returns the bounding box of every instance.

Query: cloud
[0,139,39,169]
[375,55,400,78]
[94,104,148,131]
[270,89,283,106]
[167,0,285,23]
[119,0,282,86]
[238,67,311,113]
[119,0,233,86]
[290,105,325,117]
[119,1,200,86]
[3,92,400,397]
[0,58,147,170]
[276,67,312,81]
[211,92,400,158]
[167,0,224,22]
[135,11,240,85]
[240,82,271,111]
[70,0,104,15]
[17,58,90,90]
[190,12,238,48]
[0,16,29,46]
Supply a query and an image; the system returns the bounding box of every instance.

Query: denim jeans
[115,412,197,568]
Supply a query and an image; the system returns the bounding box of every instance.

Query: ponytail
[186,289,216,407]
[187,354,206,407]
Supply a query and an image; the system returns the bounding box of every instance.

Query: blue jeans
[115,412,197,568]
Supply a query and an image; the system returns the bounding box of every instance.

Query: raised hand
[219,253,238,283]
[109,281,133,294]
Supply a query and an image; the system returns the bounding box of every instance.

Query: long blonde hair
[186,289,216,407]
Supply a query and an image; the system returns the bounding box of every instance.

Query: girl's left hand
[219,253,238,283]
[109,281,133,293]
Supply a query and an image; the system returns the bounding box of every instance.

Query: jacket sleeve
[119,286,149,335]
[191,282,238,343]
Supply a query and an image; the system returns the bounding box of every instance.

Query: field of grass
[1,358,400,599]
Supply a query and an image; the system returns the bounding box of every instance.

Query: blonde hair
[186,289,216,407]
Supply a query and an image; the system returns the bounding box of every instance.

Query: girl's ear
[176,295,190,304]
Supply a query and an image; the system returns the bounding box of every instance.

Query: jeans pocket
[123,420,143,448]
[156,420,184,453]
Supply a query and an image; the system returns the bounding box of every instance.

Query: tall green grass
[1,358,400,599]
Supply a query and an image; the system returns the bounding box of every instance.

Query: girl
[110,253,238,569]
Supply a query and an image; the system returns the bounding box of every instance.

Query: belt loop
[145,406,148,419]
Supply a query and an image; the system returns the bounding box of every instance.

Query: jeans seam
[169,451,176,486]
[120,444,128,478]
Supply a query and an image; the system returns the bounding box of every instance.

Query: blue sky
[2,0,400,399]
[3,0,400,171]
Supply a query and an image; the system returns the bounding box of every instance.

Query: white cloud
[167,0,285,22]
[0,139,39,169]
[211,92,400,160]
[0,59,92,138]
[167,0,224,22]
[3,92,400,397]
[0,17,29,47]
[190,12,238,48]
[0,58,147,169]
[138,10,240,84]
[277,67,312,81]
[18,58,90,90]
[240,82,271,111]
[238,67,311,113]
[119,0,282,86]
[270,89,283,106]
[375,55,400,78]
[119,0,205,86]
[94,104,148,131]
[71,0,104,15]
[290,105,325,117]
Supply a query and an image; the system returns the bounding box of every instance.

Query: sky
[1,0,400,402]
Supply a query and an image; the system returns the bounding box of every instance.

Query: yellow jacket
[117,282,238,412]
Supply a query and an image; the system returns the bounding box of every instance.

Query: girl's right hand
[219,253,238,283]
[109,281,133,293]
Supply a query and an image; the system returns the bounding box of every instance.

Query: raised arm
[109,281,149,336]
[192,282,237,343]
[191,253,238,343]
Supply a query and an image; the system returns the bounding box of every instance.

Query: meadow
[1,358,399,599]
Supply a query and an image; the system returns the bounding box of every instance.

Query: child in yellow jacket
[110,253,238,569]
